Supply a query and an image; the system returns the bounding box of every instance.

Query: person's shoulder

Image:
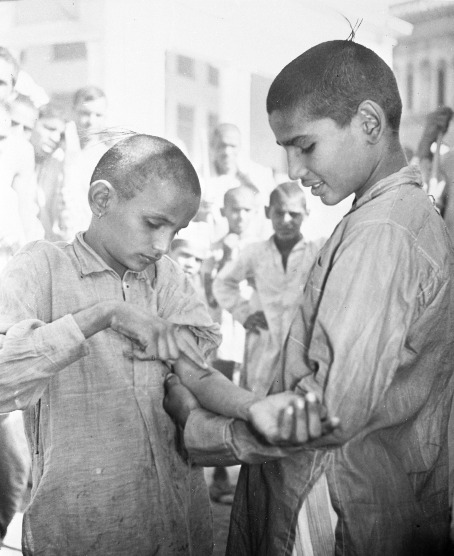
[4,135,34,164]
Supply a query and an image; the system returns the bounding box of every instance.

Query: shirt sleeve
[295,221,437,446]
[0,251,89,412]
[156,257,221,357]
[212,245,256,324]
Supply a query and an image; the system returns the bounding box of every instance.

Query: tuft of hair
[73,85,106,107]
[39,102,67,121]
[0,47,19,86]
[269,181,307,211]
[223,183,260,207]
[267,40,402,132]
[91,133,201,200]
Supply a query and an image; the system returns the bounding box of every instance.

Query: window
[177,55,195,79]
[207,64,219,87]
[177,104,195,155]
[53,42,87,62]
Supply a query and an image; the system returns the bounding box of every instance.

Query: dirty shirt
[0,233,220,556]
[185,166,454,555]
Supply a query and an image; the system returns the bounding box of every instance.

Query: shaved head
[91,133,201,201]
[269,181,307,212]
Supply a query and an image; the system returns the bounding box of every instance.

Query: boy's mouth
[141,254,159,264]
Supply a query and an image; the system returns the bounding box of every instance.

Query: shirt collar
[73,232,150,281]
[351,165,423,213]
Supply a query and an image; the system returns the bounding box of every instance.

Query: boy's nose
[287,151,308,181]
[282,212,292,223]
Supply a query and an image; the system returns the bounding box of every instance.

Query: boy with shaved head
[0,134,320,555]
[214,182,323,397]
[166,40,454,555]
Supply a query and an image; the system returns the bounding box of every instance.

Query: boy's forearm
[173,359,261,420]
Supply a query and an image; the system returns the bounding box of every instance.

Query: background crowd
[2,23,454,551]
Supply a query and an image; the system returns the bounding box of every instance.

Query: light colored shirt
[185,165,454,555]
[0,136,44,267]
[0,233,220,555]
[213,236,323,396]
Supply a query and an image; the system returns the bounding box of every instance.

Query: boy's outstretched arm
[164,373,339,448]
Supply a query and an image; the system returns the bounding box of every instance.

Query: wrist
[243,395,263,422]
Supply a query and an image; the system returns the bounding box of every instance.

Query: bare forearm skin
[173,358,261,421]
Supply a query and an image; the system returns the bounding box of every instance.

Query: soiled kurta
[185,166,454,555]
[213,236,323,396]
[0,233,220,556]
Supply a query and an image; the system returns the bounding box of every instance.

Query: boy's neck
[356,139,407,201]
[273,233,302,270]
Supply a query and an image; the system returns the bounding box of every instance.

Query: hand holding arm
[73,301,208,368]
[417,106,453,160]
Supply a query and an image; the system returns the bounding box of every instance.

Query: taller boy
[179,40,454,555]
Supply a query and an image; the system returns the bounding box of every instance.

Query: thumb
[164,372,181,392]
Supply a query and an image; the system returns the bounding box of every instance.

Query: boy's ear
[89,179,115,218]
[357,101,384,144]
[265,206,270,219]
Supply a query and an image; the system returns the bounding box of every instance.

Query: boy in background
[0,133,312,555]
[214,181,323,397]
[204,183,260,503]
[169,221,210,303]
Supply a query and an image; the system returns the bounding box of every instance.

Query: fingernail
[286,406,294,415]
[305,392,317,403]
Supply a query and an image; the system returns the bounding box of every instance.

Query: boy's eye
[299,143,315,154]
[146,221,160,229]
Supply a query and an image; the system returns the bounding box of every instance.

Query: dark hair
[223,183,259,207]
[210,123,241,146]
[91,133,201,201]
[73,86,106,107]
[0,47,19,87]
[38,102,67,121]
[269,181,307,211]
[267,40,402,132]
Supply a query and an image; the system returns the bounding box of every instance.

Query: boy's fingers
[292,398,309,444]
[305,392,322,439]
[277,405,294,443]
[157,334,170,361]
[165,329,180,361]
[176,335,207,369]
[164,372,181,392]
[321,416,340,435]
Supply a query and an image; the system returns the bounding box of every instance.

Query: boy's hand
[248,391,339,446]
[110,303,207,368]
[418,106,453,158]
[244,311,268,332]
[163,373,200,426]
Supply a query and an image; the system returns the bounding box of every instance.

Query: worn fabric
[0,233,220,555]
[205,233,257,364]
[213,236,323,396]
[185,165,454,555]
[0,136,43,265]
[0,411,30,539]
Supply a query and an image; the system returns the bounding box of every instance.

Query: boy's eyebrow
[143,212,174,225]
[277,135,308,147]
